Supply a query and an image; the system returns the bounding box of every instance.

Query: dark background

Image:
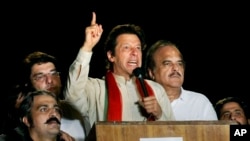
[1,2,249,109]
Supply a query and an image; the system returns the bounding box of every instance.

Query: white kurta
[171,88,218,120]
[64,49,175,127]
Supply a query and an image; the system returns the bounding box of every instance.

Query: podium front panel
[95,121,233,141]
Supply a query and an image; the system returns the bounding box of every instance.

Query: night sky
[2,2,250,107]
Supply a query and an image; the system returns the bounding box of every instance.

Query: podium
[93,121,236,141]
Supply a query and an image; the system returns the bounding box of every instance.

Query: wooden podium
[93,121,236,141]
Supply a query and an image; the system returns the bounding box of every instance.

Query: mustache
[169,71,181,77]
[45,117,61,125]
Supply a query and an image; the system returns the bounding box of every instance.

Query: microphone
[133,67,149,97]
[133,67,155,121]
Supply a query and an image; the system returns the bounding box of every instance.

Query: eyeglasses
[33,71,60,82]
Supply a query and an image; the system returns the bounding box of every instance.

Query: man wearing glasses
[19,51,86,141]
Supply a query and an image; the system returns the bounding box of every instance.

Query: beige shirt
[64,50,175,127]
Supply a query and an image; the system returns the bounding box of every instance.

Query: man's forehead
[31,62,56,73]
[222,102,242,110]
[33,95,57,105]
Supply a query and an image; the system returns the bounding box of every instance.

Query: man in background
[145,40,217,120]
[215,96,249,125]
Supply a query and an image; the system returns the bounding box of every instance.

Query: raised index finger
[91,12,96,25]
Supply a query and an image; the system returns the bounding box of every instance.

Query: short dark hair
[22,51,59,89]
[104,24,146,70]
[214,97,249,119]
[18,90,61,128]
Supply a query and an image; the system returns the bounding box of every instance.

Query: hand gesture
[82,12,103,51]
[140,96,162,119]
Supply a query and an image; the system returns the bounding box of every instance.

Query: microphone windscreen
[133,67,143,78]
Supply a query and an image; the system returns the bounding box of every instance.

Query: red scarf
[105,70,155,121]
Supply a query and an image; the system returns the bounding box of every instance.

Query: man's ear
[148,69,155,80]
[107,51,114,62]
[22,117,30,127]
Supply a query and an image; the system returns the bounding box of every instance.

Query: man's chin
[46,89,60,96]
